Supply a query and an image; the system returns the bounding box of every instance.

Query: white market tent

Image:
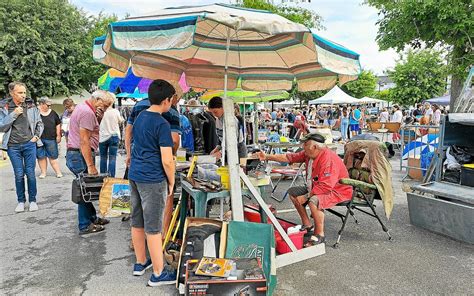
[359,96,385,104]
[309,85,359,105]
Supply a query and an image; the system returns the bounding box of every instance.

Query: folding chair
[269,163,305,202]
[327,154,392,248]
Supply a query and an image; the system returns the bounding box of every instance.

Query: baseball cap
[300,132,326,143]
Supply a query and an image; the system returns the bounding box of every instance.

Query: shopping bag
[225,221,276,296]
[99,178,130,217]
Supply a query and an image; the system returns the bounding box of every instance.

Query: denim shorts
[130,180,168,234]
[36,139,59,159]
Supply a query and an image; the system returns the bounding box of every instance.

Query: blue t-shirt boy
[128,110,173,183]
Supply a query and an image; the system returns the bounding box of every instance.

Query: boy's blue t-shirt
[128,110,173,183]
[350,109,361,125]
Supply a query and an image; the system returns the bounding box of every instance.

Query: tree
[341,70,377,98]
[366,0,473,109]
[0,0,116,99]
[78,13,118,92]
[388,50,447,106]
[240,0,323,30]
[373,89,392,102]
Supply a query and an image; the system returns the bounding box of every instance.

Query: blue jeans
[66,150,97,231]
[7,141,37,203]
[99,135,119,177]
[340,119,349,141]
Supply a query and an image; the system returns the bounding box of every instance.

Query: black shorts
[287,186,319,207]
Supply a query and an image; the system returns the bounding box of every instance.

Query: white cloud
[71,0,398,74]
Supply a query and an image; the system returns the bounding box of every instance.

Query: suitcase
[71,173,109,204]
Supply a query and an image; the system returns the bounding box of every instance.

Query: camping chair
[327,150,392,248]
[269,163,305,202]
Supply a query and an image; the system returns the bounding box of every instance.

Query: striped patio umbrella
[93,4,361,92]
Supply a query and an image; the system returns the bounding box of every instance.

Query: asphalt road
[0,143,473,295]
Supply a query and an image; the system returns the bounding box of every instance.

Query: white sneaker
[29,202,38,212]
[56,173,63,178]
[15,203,25,213]
[39,174,46,179]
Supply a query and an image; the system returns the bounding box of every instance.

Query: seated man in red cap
[256,132,352,246]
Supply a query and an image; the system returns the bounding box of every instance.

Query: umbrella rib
[255,31,292,74]
[185,21,221,75]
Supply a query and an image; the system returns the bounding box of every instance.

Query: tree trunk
[449,45,469,111]
[449,75,463,111]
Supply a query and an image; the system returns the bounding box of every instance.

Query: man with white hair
[65,90,115,235]
[256,132,352,246]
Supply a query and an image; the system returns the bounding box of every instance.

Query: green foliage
[373,89,392,102]
[366,0,473,93]
[0,0,116,99]
[78,13,118,92]
[241,0,323,29]
[341,70,377,98]
[388,50,447,106]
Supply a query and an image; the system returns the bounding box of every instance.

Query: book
[195,257,235,278]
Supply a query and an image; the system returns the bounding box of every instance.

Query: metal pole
[253,102,258,145]
[222,28,244,221]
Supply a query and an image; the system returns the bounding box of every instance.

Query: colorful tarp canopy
[98,68,190,96]
[309,85,359,105]
[93,4,361,92]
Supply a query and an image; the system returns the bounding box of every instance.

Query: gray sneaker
[15,203,25,213]
[29,202,38,212]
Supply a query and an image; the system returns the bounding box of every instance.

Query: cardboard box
[185,258,267,296]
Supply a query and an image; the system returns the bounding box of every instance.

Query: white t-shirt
[99,108,124,142]
[433,109,442,125]
[379,111,390,122]
[424,108,433,118]
[391,110,403,123]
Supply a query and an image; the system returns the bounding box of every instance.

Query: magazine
[195,257,235,278]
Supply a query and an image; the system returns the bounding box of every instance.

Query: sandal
[299,224,313,232]
[94,217,110,225]
[79,224,105,235]
[304,235,325,247]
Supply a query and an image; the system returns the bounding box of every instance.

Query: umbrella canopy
[97,68,127,91]
[402,134,439,159]
[93,4,361,92]
[309,85,359,105]
[98,68,190,95]
[116,87,148,99]
[200,88,289,103]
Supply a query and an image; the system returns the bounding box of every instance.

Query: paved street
[1,143,473,295]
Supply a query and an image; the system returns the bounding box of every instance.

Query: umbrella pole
[253,103,258,145]
[222,28,244,221]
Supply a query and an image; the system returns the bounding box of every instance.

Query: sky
[71,0,399,75]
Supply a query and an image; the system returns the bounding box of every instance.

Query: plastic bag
[450,145,474,165]
[445,147,461,170]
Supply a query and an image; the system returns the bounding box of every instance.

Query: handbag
[71,173,109,204]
